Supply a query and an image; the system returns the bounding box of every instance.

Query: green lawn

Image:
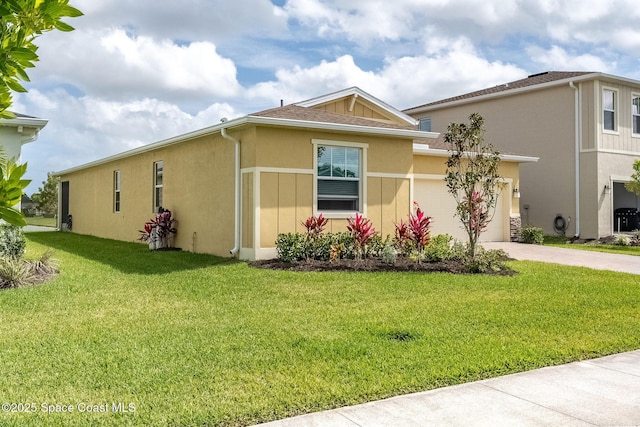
[24,216,56,227]
[544,235,640,256]
[2,232,639,426]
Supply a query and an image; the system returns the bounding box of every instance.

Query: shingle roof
[405,71,595,111]
[252,104,418,131]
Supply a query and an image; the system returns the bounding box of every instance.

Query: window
[603,89,616,131]
[633,96,640,134]
[316,145,361,211]
[419,117,432,132]
[113,170,121,212]
[153,161,163,212]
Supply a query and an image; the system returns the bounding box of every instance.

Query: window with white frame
[153,161,163,212]
[113,170,121,212]
[632,95,640,135]
[603,89,617,131]
[316,143,362,212]
[419,117,432,132]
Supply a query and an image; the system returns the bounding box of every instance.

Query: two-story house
[404,71,640,239]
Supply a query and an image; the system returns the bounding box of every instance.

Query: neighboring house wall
[413,85,577,236]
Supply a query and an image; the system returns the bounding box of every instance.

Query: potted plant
[139,209,177,250]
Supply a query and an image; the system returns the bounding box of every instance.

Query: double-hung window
[603,89,617,131]
[632,95,640,135]
[113,170,121,212]
[153,161,163,212]
[315,142,364,212]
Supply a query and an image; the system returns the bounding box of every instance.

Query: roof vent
[528,71,549,78]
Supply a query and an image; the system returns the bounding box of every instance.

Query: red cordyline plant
[346,212,377,259]
[301,213,328,239]
[139,209,177,248]
[394,201,432,255]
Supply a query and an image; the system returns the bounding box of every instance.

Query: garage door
[414,179,506,242]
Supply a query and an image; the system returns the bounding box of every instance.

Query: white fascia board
[405,73,603,114]
[413,143,538,163]
[0,116,49,129]
[296,86,418,126]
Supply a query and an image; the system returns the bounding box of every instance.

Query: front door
[61,181,70,230]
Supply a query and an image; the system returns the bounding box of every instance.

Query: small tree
[444,113,504,258]
[32,172,58,216]
[0,0,83,118]
[625,160,640,196]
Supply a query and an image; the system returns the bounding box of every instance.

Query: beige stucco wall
[60,133,237,256]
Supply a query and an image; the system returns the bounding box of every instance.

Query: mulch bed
[250,257,516,275]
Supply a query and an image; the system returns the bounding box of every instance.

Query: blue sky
[14,0,640,194]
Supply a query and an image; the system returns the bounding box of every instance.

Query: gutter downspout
[569,81,580,237]
[221,123,241,255]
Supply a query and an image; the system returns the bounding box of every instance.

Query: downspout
[569,81,580,237]
[221,122,241,255]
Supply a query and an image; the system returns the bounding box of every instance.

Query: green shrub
[521,226,544,244]
[614,234,631,246]
[381,241,397,265]
[0,225,26,258]
[461,246,510,274]
[275,233,306,262]
[424,234,455,262]
[276,232,358,261]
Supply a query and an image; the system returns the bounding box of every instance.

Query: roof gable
[296,87,417,126]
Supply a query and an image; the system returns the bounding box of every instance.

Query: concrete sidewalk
[256,350,640,426]
[482,241,640,275]
[23,225,56,233]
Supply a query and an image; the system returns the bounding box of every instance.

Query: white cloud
[18,89,238,194]
[527,45,612,72]
[247,39,525,110]
[31,28,241,109]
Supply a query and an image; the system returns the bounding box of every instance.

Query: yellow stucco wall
[60,133,237,256]
[253,126,415,248]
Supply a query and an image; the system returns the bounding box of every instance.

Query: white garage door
[414,179,507,242]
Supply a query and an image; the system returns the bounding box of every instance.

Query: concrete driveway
[482,241,640,275]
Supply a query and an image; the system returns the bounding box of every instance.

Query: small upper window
[632,96,640,134]
[603,89,616,131]
[419,117,432,132]
[153,161,163,212]
[113,170,121,212]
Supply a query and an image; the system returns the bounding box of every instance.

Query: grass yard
[544,235,640,256]
[24,216,57,228]
[1,232,639,426]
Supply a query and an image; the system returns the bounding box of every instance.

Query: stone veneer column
[510,214,522,242]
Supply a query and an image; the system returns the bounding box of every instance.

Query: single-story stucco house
[404,71,640,239]
[54,88,536,260]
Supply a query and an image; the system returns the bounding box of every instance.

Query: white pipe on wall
[221,125,241,255]
[569,81,581,237]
